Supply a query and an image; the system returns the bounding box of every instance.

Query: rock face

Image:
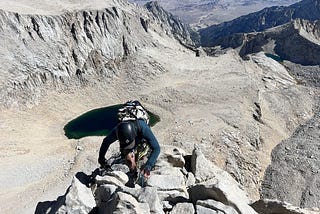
[203,18,320,84]
[199,0,320,47]
[238,19,320,66]
[0,0,194,108]
[261,107,320,208]
[252,199,320,214]
[36,145,318,214]
[144,2,197,47]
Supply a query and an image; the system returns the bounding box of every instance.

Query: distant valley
[129,0,300,28]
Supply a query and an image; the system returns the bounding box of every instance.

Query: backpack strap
[134,119,143,138]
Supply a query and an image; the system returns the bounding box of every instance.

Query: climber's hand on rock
[142,168,150,179]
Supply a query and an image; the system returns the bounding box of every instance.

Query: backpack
[117,100,150,125]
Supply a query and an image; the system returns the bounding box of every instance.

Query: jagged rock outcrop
[35,145,318,214]
[1,1,319,213]
[201,18,320,66]
[199,0,320,47]
[252,199,320,214]
[144,1,197,47]
[0,2,143,107]
[0,0,196,108]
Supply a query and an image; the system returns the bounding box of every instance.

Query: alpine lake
[64,104,160,139]
[265,53,283,63]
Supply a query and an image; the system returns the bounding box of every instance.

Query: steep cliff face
[0,1,194,108]
[238,19,320,66]
[144,2,197,47]
[294,18,320,45]
[0,4,143,107]
[275,19,320,66]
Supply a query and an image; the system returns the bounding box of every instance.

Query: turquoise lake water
[265,53,283,62]
[64,104,160,139]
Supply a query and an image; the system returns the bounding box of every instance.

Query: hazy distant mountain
[200,0,320,47]
[129,0,300,28]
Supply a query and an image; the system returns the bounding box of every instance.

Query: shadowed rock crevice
[83,11,94,43]
[140,17,149,33]
[31,17,44,40]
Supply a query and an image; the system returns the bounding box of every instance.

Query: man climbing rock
[98,101,160,181]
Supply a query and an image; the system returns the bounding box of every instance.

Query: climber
[98,119,160,180]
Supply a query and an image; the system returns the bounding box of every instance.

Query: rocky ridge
[199,0,320,47]
[35,146,319,214]
[144,2,197,47]
[0,0,193,109]
[238,19,320,66]
[129,0,300,27]
[202,18,320,87]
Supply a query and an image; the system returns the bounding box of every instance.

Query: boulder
[113,192,150,214]
[147,174,186,192]
[197,199,238,214]
[65,175,96,214]
[147,165,187,196]
[156,146,186,168]
[191,144,225,183]
[185,172,196,187]
[196,205,222,214]
[110,164,130,174]
[105,171,129,185]
[251,199,320,214]
[189,146,257,214]
[120,186,164,214]
[94,184,118,213]
[95,175,125,187]
[157,190,189,203]
[171,203,195,214]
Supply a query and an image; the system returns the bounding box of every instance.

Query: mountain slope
[0,1,193,108]
[200,0,320,46]
[0,0,319,213]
